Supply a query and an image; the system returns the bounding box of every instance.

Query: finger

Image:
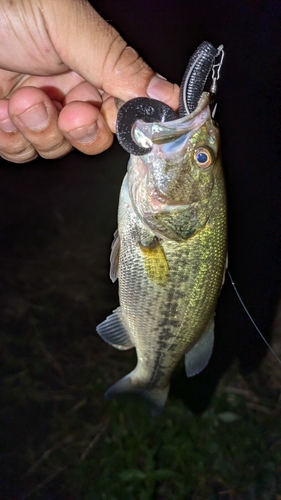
[8,86,72,160]
[0,99,37,163]
[8,74,113,158]
[100,95,118,134]
[43,1,180,109]
[18,71,86,100]
[63,81,102,108]
[60,81,113,154]
[0,1,179,108]
[0,69,24,99]
[58,101,113,155]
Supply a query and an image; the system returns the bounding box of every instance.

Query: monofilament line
[228,270,281,366]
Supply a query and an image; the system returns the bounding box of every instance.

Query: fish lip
[128,92,214,221]
[129,93,211,208]
[132,92,211,150]
[169,91,211,122]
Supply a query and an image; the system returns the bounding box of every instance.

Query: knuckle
[0,146,38,163]
[36,137,73,159]
[0,131,36,161]
[103,39,152,95]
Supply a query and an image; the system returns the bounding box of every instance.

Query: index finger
[43,0,180,109]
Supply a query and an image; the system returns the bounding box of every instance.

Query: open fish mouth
[127,92,215,227]
[131,93,211,157]
[127,93,212,210]
[115,41,224,227]
[116,41,224,156]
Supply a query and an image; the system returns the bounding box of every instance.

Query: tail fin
[105,372,169,416]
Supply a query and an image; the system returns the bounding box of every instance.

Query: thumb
[44,0,179,109]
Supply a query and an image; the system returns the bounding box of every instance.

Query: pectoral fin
[109,230,120,283]
[96,307,134,350]
[184,320,214,377]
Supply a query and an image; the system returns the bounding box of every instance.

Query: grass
[1,289,281,500]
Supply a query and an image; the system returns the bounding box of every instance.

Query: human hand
[0,0,179,163]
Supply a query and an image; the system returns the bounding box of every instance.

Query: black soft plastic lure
[116,41,221,156]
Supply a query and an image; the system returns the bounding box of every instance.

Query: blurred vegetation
[1,289,281,500]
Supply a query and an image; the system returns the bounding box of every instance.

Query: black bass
[97,43,227,415]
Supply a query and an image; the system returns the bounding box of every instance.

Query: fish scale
[97,92,227,414]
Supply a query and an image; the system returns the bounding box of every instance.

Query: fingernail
[147,76,173,101]
[17,103,49,131]
[67,123,99,143]
[155,73,167,81]
[114,97,125,111]
[0,118,17,133]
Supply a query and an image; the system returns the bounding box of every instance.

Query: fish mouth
[116,42,219,155]
[132,92,210,153]
[128,94,211,215]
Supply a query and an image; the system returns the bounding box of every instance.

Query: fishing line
[227,270,281,366]
[209,49,281,366]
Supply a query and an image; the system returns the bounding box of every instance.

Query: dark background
[1,0,280,414]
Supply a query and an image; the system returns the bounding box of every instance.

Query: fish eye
[194,147,213,168]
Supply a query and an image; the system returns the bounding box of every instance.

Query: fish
[97,43,227,415]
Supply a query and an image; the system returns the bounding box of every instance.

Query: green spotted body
[97,93,227,414]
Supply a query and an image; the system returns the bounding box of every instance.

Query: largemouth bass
[97,43,227,415]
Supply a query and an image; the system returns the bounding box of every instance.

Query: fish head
[128,93,222,241]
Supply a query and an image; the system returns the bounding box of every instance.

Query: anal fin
[184,320,214,377]
[96,307,134,350]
